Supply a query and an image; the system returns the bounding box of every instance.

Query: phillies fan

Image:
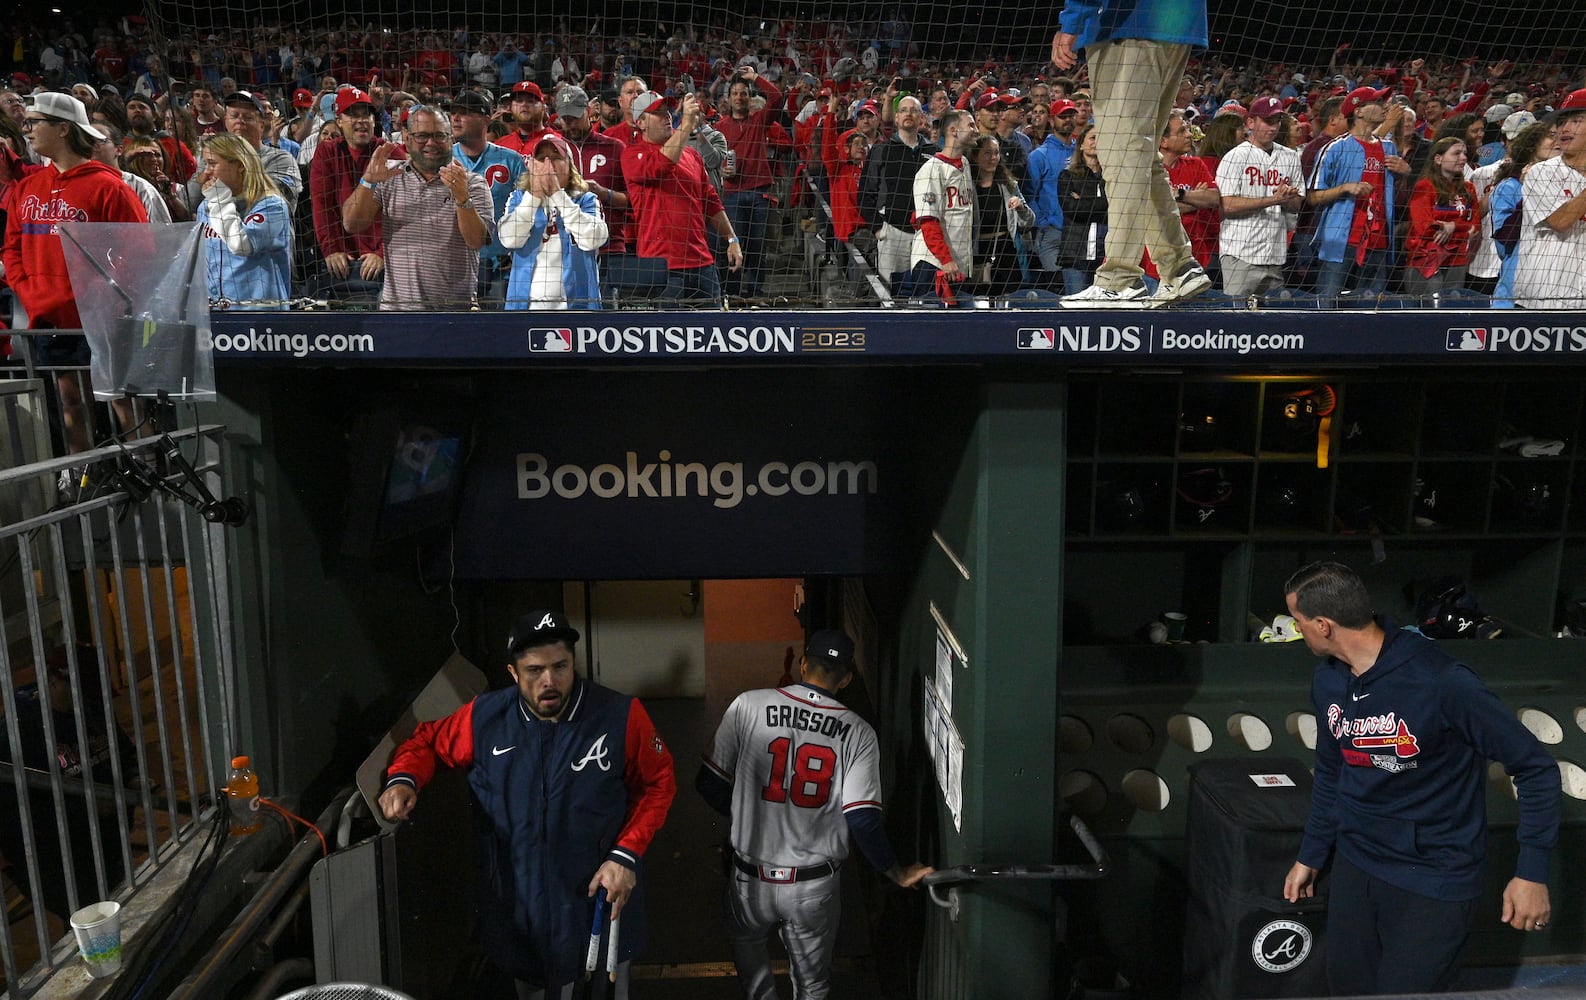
[1216,96,1303,298]
[622,92,742,305]
[715,66,791,299]
[1515,88,1586,309]
[554,85,631,257]
[697,630,932,1000]
[449,89,524,304]
[907,109,978,303]
[380,610,675,999]
[498,80,553,157]
[4,92,147,454]
[1281,562,1558,995]
[196,133,292,308]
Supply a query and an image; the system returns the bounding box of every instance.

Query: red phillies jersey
[562,128,630,254]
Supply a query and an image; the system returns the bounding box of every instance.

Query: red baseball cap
[1340,86,1392,119]
[854,99,879,117]
[511,81,545,101]
[1556,88,1586,113]
[292,87,314,110]
[335,88,374,115]
[1049,98,1079,118]
[1247,96,1285,120]
[974,91,1012,112]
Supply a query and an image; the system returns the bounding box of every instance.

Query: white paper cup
[69,900,123,978]
[1163,611,1189,642]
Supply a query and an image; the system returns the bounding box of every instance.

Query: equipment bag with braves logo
[1182,757,1329,999]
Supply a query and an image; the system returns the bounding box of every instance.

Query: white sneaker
[1150,265,1213,306]
[1060,282,1149,308]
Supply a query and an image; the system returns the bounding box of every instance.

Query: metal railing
[0,412,239,999]
[921,812,1110,923]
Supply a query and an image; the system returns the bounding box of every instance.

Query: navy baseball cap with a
[507,610,581,656]
[805,629,856,671]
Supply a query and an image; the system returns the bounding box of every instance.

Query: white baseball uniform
[1216,140,1304,266]
[704,683,885,1000]
[1516,156,1586,308]
[909,152,976,273]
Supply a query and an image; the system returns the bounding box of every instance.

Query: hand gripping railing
[921,813,1110,922]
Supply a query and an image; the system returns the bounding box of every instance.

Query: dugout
[209,307,1586,998]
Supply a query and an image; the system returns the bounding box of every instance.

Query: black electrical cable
[99,800,231,1000]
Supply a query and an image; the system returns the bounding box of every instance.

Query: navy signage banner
[446,371,947,579]
[208,309,1586,366]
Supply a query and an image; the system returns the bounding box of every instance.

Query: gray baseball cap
[555,85,590,117]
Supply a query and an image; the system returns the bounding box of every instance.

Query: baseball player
[698,629,932,1000]
[1515,88,1586,309]
[906,108,978,302]
[378,610,676,1000]
[1216,96,1304,297]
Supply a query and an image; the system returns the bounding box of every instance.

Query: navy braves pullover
[1298,626,1559,901]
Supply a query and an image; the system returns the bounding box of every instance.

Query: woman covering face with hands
[499,132,609,310]
[197,133,293,309]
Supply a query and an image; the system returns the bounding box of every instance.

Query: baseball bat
[607,911,621,982]
[585,888,607,977]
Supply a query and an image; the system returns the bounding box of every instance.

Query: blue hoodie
[1298,626,1559,901]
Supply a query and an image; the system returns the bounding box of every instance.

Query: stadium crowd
[3,11,1586,310]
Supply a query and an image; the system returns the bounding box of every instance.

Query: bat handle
[607,912,621,980]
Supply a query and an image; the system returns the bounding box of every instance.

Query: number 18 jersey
[703,683,884,869]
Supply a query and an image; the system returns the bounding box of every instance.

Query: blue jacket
[1308,133,1398,265]
[1298,626,1559,901]
[1058,0,1208,53]
[469,682,637,984]
[502,188,605,310]
[198,194,292,309]
[1024,133,1077,228]
[385,678,676,988]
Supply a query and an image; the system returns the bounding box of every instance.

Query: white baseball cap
[30,91,106,142]
[630,91,675,121]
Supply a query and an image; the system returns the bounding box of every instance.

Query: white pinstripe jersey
[1467,160,1503,279]
[704,684,883,869]
[1216,141,1304,265]
[1516,156,1586,308]
[910,152,976,272]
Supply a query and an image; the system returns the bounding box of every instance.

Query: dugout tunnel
[212,352,1586,998]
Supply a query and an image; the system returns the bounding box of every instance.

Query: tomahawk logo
[572,734,612,772]
[1446,328,1487,352]
[528,328,574,353]
[1252,920,1313,974]
[1352,719,1421,758]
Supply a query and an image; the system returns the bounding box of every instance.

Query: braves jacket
[385,679,675,987]
[1297,626,1559,902]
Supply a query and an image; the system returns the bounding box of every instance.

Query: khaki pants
[1087,38,1195,288]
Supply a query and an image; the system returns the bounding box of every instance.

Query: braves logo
[1252,920,1313,974]
[572,734,612,772]
[1352,719,1421,757]
[1328,705,1421,761]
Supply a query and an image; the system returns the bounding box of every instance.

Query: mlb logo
[1446,328,1487,352]
[1017,328,1055,350]
[528,328,574,353]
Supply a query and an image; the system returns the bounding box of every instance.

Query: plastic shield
[58,222,214,401]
